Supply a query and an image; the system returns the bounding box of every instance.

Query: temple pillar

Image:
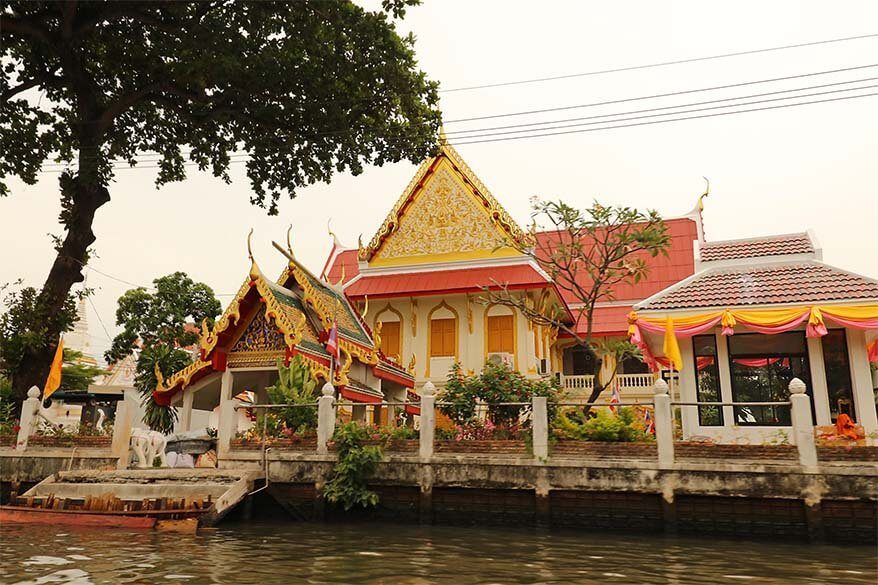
[715,333,735,427]
[806,336,832,426]
[217,370,236,460]
[846,329,878,434]
[180,389,195,432]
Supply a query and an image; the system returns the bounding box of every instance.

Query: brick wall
[551,441,657,458]
[435,440,528,455]
[26,435,112,448]
[676,443,797,461]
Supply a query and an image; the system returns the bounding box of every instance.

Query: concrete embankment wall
[224,451,877,544]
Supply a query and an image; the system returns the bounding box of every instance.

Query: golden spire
[286,224,295,259]
[439,124,447,146]
[247,228,261,280]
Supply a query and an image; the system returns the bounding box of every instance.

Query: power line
[448,91,878,146]
[442,76,878,137]
[38,63,878,171]
[442,83,878,141]
[441,33,878,92]
[87,294,114,342]
[444,63,878,123]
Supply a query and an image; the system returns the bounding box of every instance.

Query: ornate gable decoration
[359,144,528,266]
[230,305,288,354]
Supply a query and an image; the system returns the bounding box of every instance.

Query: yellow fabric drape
[43,337,64,401]
[662,317,683,371]
[820,305,878,319]
[636,304,878,330]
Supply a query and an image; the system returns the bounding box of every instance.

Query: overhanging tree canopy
[1,0,442,401]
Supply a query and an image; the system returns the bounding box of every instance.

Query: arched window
[375,305,403,362]
[429,302,458,358]
[486,305,515,354]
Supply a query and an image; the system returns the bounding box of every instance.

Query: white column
[789,378,818,467]
[532,396,549,461]
[111,394,135,469]
[846,329,878,434]
[419,381,436,461]
[806,336,832,426]
[715,333,735,427]
[180,389,195,432]
[216,369,236,459]
[316,382,336,454]
[653,379,675,468]
[678,338,699,439]
[15,386,41,450]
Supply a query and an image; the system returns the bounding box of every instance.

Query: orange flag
[43,337,64,400]
[662,317,683,371]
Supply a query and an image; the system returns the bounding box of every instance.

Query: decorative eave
[358,142,529,262]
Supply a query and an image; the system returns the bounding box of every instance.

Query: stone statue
[130,428,168,468]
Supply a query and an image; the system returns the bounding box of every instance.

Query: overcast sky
[2,0,877,364]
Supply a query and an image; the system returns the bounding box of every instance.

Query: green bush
[553,407,653,442]
[323,422,383,510]
[439,361,559,428]
[0,376,16,435]
[265,356,318,434]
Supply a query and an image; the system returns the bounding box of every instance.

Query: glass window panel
[727,332,810,426]
[821,330,856,422]
[728,332,807,356]
[692,335,722,426]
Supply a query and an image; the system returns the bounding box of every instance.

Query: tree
[483,200,671,407]
[0,283,80,405]
[107,272,222,433]
[1,0,442,400]
[105,272,221,363]
[58,348,106,394]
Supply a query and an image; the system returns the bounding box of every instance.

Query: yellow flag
[43,337,64,400]
[662,317,683,371]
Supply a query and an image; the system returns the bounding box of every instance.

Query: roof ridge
[701,231,812,247]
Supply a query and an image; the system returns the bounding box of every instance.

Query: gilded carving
[411,298,418,337]
[466,294,474,334]
[372,165,505,260]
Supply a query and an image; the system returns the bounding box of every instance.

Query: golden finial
[336,264,346,287]
[246,228,254,262]
[154,362,165,390]
[439,124,447,145]
[407,353,417,375]
[357,233,364,251]
[698,176,710,211]
[361,295,369,319]
[286,224,295,258]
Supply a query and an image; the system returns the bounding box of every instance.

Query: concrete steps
[22,468,262,525]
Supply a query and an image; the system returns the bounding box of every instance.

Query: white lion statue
[130,428,168,468]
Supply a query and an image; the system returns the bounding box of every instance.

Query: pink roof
[700,233,814,262]
[637,261,878,311]
[344,264,551,299]
[324,249,360,285]
[534,218,698,305]
[562,305,633,337]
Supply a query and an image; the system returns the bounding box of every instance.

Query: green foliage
[106,272,221,365]
[439,361,559,427]
[133,344,191,434]
[0,284,79,397]
[263,357,318,434]
[552,407,653,442]
[0,376,16,434]
[323,422,383,511]
[59,349,107,394]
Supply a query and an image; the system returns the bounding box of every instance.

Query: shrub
[323,422,383,510]
[553,407,653,442]
[264,356,318,434]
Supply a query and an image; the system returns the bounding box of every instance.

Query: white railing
[559,373,656,392]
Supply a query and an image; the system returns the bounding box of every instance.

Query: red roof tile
[344,264,550,299]
[562,305,633,336]
[535,218,698,305]
[700,233,814,262]
[324,249,360,285]
[637,262,878,310]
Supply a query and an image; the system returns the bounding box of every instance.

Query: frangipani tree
[483,199,671,406]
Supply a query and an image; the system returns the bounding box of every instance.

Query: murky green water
[0,521,875,584]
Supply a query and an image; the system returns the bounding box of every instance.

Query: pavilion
[629,231,878,443]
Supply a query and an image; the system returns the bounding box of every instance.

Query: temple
[156,137,878,444]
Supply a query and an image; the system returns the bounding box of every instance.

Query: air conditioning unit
[487,352,514,367]
[537,358,550,375]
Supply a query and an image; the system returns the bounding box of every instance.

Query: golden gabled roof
[358,141,528,262]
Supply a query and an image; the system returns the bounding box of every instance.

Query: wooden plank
[0,505,207,517]
[0,508,157,529]
[155,518,198,534]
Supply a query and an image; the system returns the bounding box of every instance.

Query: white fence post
[789,377,818,467]
[15,386,42,451]
[532,396,549,461]
[111,394,135,469]
[653,379,674,468]
[316,382,336,455]
[419,381,436,461]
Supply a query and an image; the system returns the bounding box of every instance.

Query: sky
[2,0,877,364]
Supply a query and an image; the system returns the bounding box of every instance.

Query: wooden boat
[0,493,211,531]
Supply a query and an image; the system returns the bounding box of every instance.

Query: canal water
[1,521,875,584]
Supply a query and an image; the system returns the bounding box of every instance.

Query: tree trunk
[580,352,605,416]
[10,142,110,406]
